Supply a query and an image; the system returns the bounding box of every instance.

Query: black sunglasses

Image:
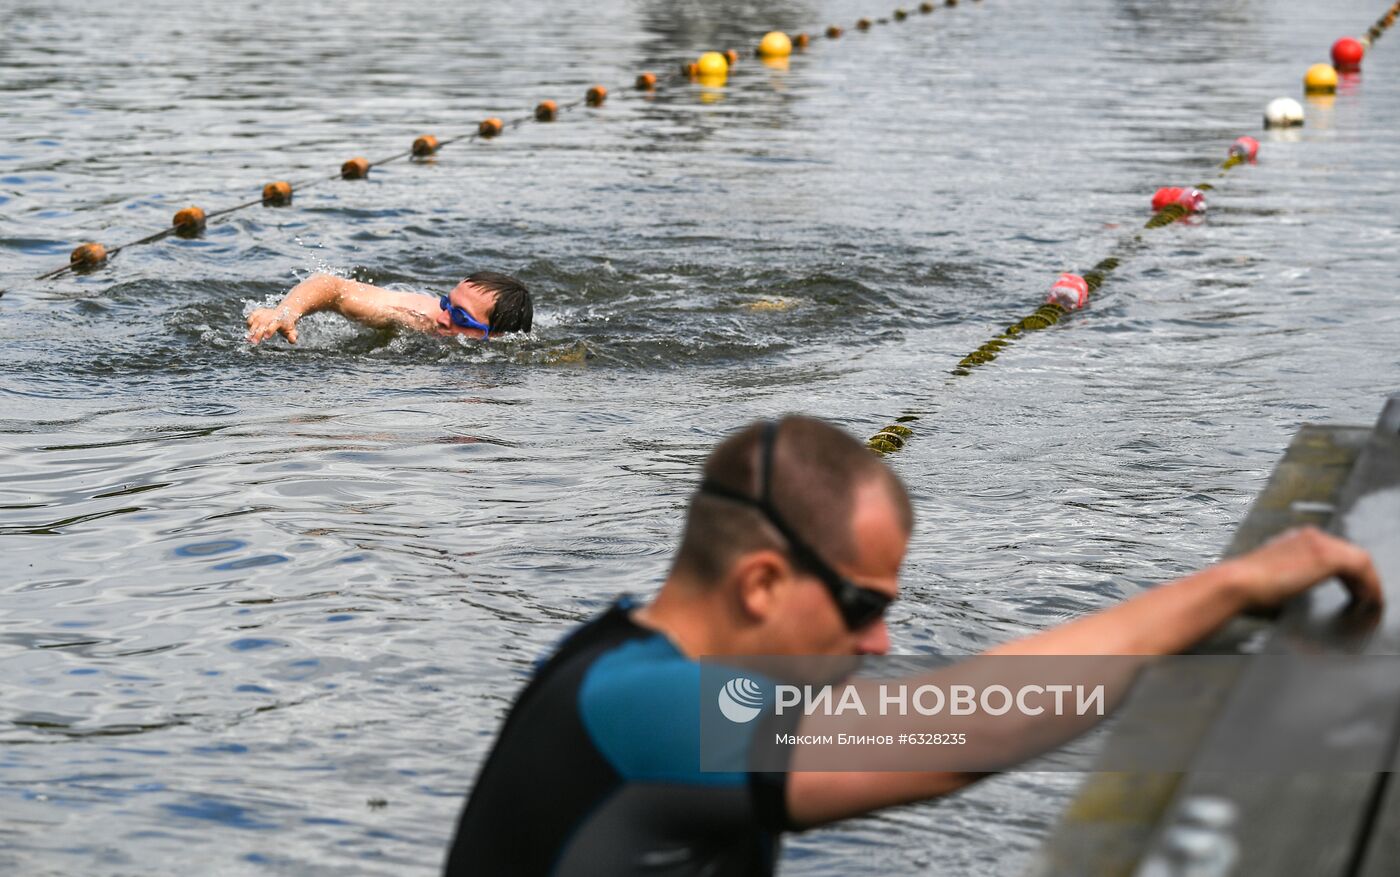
[698,420,893,631]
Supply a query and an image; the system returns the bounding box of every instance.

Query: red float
[1332,37,1365,72]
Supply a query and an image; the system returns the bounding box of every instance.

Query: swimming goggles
[440,294,491,338]
[698,421,894,631]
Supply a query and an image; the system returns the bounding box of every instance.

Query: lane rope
[866,0,1400,454]
[36,0,985,281]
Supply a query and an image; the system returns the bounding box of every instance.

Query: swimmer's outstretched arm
[785,527,1382,826]
[247,273,435,344]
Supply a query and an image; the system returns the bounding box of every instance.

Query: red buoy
[1151,187,1206,213]
[1045,273,1089,310]
[1331,37,1365,72]
[1228,136,1260,161]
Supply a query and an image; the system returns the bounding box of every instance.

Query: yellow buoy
[757,31,792,57]
[1304,63,1338,94]
[696,51,728,77]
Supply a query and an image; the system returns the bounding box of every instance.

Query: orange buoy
[535,100,558,121]
[723,49,739,66]
[793,32,810,49]
[412,135,439,157]
[826,25,843,38]
[586,85,607,106]
[636,71,657,90]
[341,157,370,179]
[857,17,872,29]
[920,1,934,10]
[683,61,700,78]
[479,117,504,137]
[172,206,206,236]
[262,181,293,206]
[894,8,908,20]
[70,242,107,268]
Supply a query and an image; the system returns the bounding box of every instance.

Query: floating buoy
[826,25,844,38]
[262,181,292,206]
[1228,136,1260,161]
[479,117,504,137]
[412,134,439,157]
[1331,37,1365,72]
[172,206,206,236]
[1151,187,1207,213]
[1264,96,1305,128]
[1304,63,1338,94]
[793,32,810,49]
[1045,273,1089,311]
[535,100,558,121]
[946,0,958,6]
[341,157,369,179]
[696,51,729,77]
[682,61,700,78]
[70,242,107,269]
[636,71,657,90]
[920,1,935,10]
[586,85,607,106]
[856,17,872,30]
[894,8,909,20]
[722,49,739,66]
[758,31,792,57]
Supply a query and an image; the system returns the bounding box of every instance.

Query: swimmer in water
[245,271,532,345]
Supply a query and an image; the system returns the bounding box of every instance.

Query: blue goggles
[440,295,491,338]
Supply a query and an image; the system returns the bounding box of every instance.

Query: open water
[2,0,1398,873]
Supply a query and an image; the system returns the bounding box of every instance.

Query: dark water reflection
[3,0,1399,873]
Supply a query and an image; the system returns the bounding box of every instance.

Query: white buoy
[1264,97,1305,128]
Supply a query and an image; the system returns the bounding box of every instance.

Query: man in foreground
[245,270,532,345]
[445,416,1381,875]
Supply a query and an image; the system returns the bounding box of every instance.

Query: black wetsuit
[445,597,798,876]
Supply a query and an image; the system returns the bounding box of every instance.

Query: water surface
[2,0,1398,873]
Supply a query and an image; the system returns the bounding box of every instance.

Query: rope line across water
[865,0,1400,455]
[36,0,984,281]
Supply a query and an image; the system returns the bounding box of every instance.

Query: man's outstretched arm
[988,525,1381,658]
[247,274,434,344]
[785,526,1383,826]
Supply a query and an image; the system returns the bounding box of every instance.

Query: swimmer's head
[445,271,534,335]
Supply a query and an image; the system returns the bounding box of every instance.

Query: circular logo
[718,676,765,724]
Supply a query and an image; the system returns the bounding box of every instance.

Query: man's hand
[247,306,300,345]
[1229,525,1382,612]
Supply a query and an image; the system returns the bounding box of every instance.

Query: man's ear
[730,549,791,624]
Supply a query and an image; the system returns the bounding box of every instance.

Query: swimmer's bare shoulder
[247,273,438,344]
